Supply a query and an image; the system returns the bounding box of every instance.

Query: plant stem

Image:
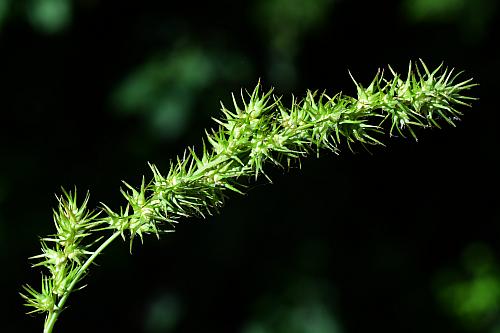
[43,231,121,333]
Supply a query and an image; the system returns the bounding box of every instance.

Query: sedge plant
[22,60,477,333]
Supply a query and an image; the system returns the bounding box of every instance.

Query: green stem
[43,231,121,333]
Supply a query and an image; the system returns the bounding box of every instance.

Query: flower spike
[23,60,476,333]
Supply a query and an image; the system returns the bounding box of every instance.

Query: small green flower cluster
[22,191,99,313]
[22,60,476,333]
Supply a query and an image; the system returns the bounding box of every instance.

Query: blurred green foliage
[405,0,466,20]
[254,0,334,86]
[0,0,73,34]
[144,291,183,333]
[256,0,334,51]
[27,0,72,33]
[0,0,9,30]
[403,0,497,40]
[436,243,500,331]
[242,278,342,333]
[112,45,252,140]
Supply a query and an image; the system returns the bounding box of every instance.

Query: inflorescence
[22,60,476,333]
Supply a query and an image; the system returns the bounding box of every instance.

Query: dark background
[1,0,499,332]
